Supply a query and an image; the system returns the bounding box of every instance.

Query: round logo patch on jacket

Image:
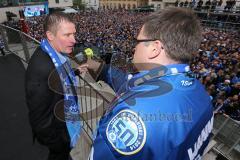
[106,109,146,155]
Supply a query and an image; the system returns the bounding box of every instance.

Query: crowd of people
[25,10,146,57]
[2,10,240,121]
[192,28,240,120]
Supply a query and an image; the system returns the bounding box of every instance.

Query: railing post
[19,31,30,62]
[0,24,9,51]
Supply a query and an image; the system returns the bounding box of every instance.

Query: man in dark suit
[25,12,79,160]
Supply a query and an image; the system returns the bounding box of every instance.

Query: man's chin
[64,49,73,54]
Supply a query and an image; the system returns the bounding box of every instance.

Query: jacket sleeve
[97,64,129,94]
[25,50,69,148]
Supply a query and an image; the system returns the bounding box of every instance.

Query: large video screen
[23,4,48,17]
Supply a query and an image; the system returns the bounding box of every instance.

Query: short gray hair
[43,12,74,35]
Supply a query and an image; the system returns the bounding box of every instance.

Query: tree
[73,0,86,10]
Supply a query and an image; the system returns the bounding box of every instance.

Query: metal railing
[201,20,240,31]
[77,75,112,142]
[195,11,240,31]
[0,24,39,63]
[211,114,240,160]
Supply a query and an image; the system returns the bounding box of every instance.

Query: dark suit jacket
[25,47,70,152]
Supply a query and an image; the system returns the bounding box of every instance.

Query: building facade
[0,0,239,22]
[148,0,176,10]
[48,0,73,8]
[99,0,148,10]
[81,0,100,10]
[149,0,239,11]
[99,0,237,10]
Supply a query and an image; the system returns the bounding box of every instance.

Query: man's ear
[148,40,163,59]
[46,31,55,41]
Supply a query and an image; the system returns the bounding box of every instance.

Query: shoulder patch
[106,109,146,155]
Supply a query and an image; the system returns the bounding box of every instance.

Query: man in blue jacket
[85,8,213,160]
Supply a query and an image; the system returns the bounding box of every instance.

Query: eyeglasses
[132,38,157,47]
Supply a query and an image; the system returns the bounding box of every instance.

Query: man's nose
[70,35,76,44]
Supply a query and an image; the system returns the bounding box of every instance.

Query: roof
[62,7,78,13]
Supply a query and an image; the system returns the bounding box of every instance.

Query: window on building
[0,0,48,7]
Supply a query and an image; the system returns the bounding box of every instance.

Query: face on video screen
[23,5,46,17]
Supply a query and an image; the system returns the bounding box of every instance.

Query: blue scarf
[40,39,81,147]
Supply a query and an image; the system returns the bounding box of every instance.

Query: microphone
[71,43,95,64]
[72,51,88,65]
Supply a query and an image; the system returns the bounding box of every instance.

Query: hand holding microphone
[73,47,94,65]
[73,47,103,78]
